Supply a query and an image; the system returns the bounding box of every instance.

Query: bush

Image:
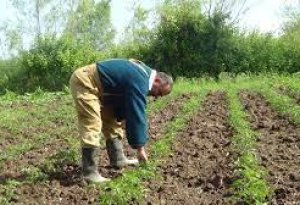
[0,58,23,94]
[18,36,98,92]
[124,1,236,78]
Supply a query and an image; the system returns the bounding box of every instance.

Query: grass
[0,91,78,202]
[225,83,270,205]
[220,74,300,204]
[0,180,22,205]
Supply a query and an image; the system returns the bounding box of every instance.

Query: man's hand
[137,146,148,163]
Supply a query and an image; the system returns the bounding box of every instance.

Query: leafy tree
[0,0,57,56]
[281,3,300,73]
[64,0,115,51]
[123,0,151,44]
[1,0,116,56]
[140,0,236,78]
[18,36,97,92]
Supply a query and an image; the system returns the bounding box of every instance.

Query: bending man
[69,58,173,183]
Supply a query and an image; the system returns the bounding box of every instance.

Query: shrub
[19,36,98,92]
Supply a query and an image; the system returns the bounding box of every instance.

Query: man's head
[149,72,173,97]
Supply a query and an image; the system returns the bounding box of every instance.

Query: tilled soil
[240,91,300,205]
[144,92,235,205]
[0,96,71,150]
[2,94,192,205]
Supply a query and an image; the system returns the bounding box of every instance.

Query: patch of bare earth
[144,92,235,205]
[3,94,191,205]
[240,91,300,205]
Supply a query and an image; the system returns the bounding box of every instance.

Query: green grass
[0,180,22,205]
[225,83,270,205]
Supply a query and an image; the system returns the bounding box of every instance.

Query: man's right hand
[137,146,148,163]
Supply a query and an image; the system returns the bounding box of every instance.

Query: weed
[0,180,22,205]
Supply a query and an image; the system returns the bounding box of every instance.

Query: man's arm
[124,77,149,161]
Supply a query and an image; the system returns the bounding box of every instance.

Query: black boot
[82,147,110,183]
[106,138,139,168]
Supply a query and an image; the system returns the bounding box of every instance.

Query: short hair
[157,72,173,89]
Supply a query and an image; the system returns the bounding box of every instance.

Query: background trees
[0,0,299,94]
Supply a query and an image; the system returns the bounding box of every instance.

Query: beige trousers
[69,64,124,148]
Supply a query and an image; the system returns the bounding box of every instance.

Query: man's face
[149,78,172,98]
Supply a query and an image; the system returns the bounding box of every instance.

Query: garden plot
[144,92,235,205]
[1,76,300,205]
[0,97,77,180]
[240,92,300,205]
[0,94,192,204]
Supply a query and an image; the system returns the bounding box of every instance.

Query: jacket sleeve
[124,77,148,149]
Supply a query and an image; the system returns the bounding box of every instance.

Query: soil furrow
[240,91,300,205]
[144,92,234,205]
[3,94,192,205]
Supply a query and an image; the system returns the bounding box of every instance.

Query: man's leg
[101,106,138,168]
[70,65,109,183]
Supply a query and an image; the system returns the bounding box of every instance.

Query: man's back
[97,59,152,94]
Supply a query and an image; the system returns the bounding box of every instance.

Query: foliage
[122,0,152,44]
[16,36,97,92]
[0,58,21,94]
[226,83,270,204]
[0,0,57,56]
[0,0,300,93]
[65,0,115,51]
[140,1,235,78]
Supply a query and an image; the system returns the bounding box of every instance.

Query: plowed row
[2,90,300,205]
[240,92,300,205]
[144,92,235,205]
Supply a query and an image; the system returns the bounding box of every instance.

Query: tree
[203,0,248,24]
[0,0,58,56]
[282,1,300,35]
[1,0,116,56]
[64,0,115,51]
[123,0,151,44]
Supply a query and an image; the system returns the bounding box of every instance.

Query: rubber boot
[106,138,139,168]
[82,147,110,183]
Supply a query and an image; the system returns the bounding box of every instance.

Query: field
[1,74,300,205]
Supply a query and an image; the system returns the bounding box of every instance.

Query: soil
[0,94,192,205]
[240,91,300,205]
[143,92,235,205]
[6,90,299,205]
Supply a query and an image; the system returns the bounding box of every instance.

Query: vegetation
[0,0,299,94]
[2,75,300,204]
[1,0,300,204]
[225,82,270,204]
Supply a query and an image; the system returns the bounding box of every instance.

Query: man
[69,58,173,183]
